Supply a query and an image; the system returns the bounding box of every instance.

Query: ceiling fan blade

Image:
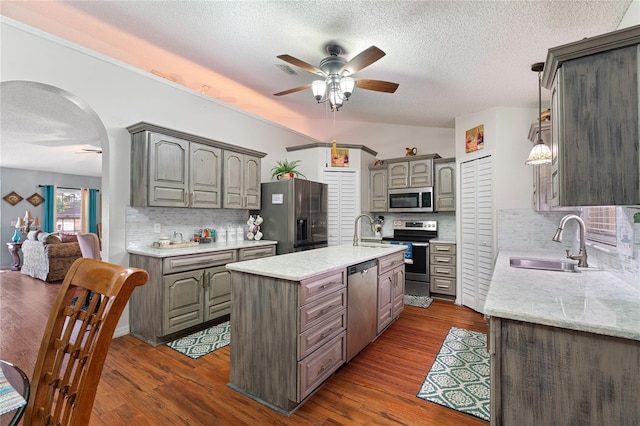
[354,79,399,93]
[274,83,312,96]
[340,46,386,75]
[277,54,324,76]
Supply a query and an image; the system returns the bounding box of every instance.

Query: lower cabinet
[377,252,405,334]
[229,268,346,414]
[490,317,640,425]
[130,245,275,346]
[430,242,456,297]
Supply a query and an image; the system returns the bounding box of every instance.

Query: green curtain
[43,185,55,233]
[89,188,98,233]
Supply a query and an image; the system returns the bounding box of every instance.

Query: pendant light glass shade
[339,77,355,99]
[526,62,552,165]
[525,140,552,165]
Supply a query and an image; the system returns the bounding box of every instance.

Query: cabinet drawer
[431,253,455,265]
[430,276,456,296]
[163,250,237,274]
[430,264,456,278]
[298,332,346,401]
[430,243,455,254]
[298,309,346,360]
[378,252,404,275]
[299,288,346,333]
[299,270,345,306]
[238,245,276,261]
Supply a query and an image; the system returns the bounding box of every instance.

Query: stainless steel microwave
[388,187,434,212]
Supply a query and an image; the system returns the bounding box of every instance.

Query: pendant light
[525,62,552,165]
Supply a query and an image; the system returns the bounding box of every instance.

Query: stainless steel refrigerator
[259,179,328,255]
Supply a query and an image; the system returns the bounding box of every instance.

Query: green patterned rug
[166,321,230,359]
[404,294,433,309]
[417,327,490,421]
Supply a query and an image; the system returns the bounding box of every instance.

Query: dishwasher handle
[347,259,379,276]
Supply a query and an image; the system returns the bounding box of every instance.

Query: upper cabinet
[434,158,455,212]
[223,151,261,209]
[128,122,265,209]
[369,167,388,212]
[542,25,640,206]
[387,154,440,189]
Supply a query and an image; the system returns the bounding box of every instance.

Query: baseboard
[114,324,130,338]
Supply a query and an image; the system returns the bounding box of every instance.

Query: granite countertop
[127,239,277,258]
[226,243,406,281]
[484,250,640,341]
[429,239,456,244]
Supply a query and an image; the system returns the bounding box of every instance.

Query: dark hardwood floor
[0,269,489,425]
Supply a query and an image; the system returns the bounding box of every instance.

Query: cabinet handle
[320,327,334,339]
[319,358,334,372]
[320,305,334,314]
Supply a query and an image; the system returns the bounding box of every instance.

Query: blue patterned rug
[166,321,230,359]
[417,327,490,421]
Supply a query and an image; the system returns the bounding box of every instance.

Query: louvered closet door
[323,170,358,246]
[460,155,494,313]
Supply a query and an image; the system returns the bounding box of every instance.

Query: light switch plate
[154,223,161,233]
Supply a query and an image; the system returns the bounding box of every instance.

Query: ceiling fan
[274,44,399,110]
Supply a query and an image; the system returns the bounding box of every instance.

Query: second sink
[509,257,580,273]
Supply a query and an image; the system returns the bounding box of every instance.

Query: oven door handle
[411,243,430,247]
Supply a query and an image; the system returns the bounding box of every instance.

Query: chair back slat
[24,258,148,425]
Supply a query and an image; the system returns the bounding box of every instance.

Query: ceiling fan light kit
[275,44,399,111]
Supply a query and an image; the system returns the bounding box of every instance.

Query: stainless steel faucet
[353,213,374,246]
[552,214,588,267]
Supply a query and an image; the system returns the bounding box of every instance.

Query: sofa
[21,231,83,282]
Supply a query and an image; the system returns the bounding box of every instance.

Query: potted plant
[270,159,307,180]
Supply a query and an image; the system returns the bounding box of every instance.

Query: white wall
[1,18,319,332]
[307,119,455,160]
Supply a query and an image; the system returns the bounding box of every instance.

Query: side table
[6,242,22,271]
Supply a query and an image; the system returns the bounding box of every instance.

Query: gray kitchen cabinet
[429,242,456,297]
[489,316,640,425]
[369,167,388,212]
[543,26,640,206]
[388,158,434,189]
[223,151,261,209]
[130,132,222,208]
[229,268,347,414]
[377,251,405,334]
[129,244,275,346]
[434,158,455,212]
[127,122,266,209]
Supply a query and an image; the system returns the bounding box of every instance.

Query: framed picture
[3,191,23,206]
[27,192,45,207]
[331,148,349,167]
[465,124,485,153]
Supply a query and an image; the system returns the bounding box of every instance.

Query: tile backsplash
[126,206,250,248]
[498,207,640,289]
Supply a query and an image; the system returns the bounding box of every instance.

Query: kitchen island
[225,243,406,415]
[485,250,640,425]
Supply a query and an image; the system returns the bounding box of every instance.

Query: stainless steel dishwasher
[346,258,378,362]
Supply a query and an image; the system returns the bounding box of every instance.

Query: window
[55,188,82,234]
[583,206,617,246]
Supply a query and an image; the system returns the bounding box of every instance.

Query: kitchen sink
[509,257,580,273]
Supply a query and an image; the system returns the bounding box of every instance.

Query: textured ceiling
[0,0,634,176]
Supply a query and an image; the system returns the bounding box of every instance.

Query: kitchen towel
[391,241,413,261]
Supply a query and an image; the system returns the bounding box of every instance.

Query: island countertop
[226,243,406,281]
[127,239,277,258]
[484,250,640,341]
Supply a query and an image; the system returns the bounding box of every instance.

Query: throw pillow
[28,230,42,241]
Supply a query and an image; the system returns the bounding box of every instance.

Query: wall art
[3,191,23,206]
[27,192,45,207]
[465,124,485,153]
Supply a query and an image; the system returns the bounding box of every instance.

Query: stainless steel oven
[383,220,437,297]
[388,187,434,213]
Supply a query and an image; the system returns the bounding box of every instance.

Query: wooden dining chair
[23,258,149,425]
